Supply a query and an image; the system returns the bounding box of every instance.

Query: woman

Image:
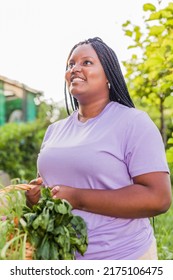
[26,37,172,260]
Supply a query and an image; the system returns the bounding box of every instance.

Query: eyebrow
[68,56,95,61]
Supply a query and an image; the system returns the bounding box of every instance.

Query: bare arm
[51,172,172,218]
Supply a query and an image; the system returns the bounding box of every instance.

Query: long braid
[64,37,134,114]
[92,40,134,107]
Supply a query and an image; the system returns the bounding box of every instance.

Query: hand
[29,177,43,185]
[51,185,77,209]
[25,177,43,208]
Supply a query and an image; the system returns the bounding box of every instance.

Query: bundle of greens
[20,187,88,260]
[0,185,88,260]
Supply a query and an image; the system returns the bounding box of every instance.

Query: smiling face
[65,44,109,105]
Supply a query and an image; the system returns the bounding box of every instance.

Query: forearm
[74,184,170,218]
[50,172,171,219]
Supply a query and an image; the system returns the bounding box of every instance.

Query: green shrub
[0,121,47,181]
[166,135,173,184]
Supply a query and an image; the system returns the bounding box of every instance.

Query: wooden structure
[0,75,43,125]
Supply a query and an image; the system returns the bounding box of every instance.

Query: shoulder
[110,102,152,127]
[43,114,73,140]
[110,103,163,146]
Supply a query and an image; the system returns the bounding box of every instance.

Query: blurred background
[0,0,173,259]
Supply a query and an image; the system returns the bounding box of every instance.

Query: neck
[78,98,110,122]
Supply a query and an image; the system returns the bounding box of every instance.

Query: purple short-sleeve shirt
[37,102,169,259]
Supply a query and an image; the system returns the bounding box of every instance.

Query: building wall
[0,76,42,125]
[0,80,5,125]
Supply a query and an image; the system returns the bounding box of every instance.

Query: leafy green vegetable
[21,187,88,260]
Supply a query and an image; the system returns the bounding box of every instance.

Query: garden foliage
[0,121,47,180]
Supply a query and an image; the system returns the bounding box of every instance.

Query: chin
[70,90,84,99]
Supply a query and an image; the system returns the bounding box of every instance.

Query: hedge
[0,121,47,182]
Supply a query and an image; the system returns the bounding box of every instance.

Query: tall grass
[154,201,173,260]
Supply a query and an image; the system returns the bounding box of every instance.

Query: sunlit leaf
[122,20,131,27]
[147,11,162,21]
[143,3,156,12]
[149,25,165,36]
[164,96,173,107]
[125,30,133,37]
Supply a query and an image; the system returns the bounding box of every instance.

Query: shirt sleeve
[124,111,170,178]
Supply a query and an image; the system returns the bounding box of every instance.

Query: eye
[67,62,74,69]
[83,60,93,66]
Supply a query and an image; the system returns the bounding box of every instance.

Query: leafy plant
[154,202,173,260]
[21,188,88,260]
[0,186,88,260]
[0,121,46,180]
[0,187,27,260]
[122,2,173,145]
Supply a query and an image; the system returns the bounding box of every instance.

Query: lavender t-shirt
[37,101,169,260]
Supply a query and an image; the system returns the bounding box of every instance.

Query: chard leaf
[49,241,59,260]
[47,218,54,232]
[46,200,54,210]
[32,208,49,230]
[55,234,66,247]
[53,225,65,235]
[23,213,37,225]
[54,202,68,214]
[36,234,50,260]
[76,243,88,256]
[41,188,52,200]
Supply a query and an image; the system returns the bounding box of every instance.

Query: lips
[70,75,86,83]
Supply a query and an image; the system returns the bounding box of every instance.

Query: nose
[70,63,82,73]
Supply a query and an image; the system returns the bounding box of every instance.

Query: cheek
[89,67,107,84]
[92,72,107,87]
[65,71,70,86]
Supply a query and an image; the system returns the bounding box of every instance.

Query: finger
[37,177,43,184]
[29,177,43,185]
[29,179,37,184]
[51,186,60,195]
[26,185,41,196]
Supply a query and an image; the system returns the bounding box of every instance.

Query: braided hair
[64,37,135,114]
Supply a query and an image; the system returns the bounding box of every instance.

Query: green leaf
[147,11,162,21]
[63,252,75,260]
[36,234,50,260]
[164,73,173,82]
[47,218,54,232]
[76,243,88,256]
[31,214,43,230]
[125,30,133,37]
[49,241,59,260]
[143,3,156,12]
[32,208,50,230]
[41,187,52,200]
[149,25,165,36]
[53,225,65,235]
[165,19,173,27]
[167,138,173,144]
[55,233,66,248]
[54,200,72,215]
[166,147,173,163]
[22,213,37,226]
[54,202,68,214]
[122,20,131,27]
[164,96,173,107]
[46,200,54,210]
